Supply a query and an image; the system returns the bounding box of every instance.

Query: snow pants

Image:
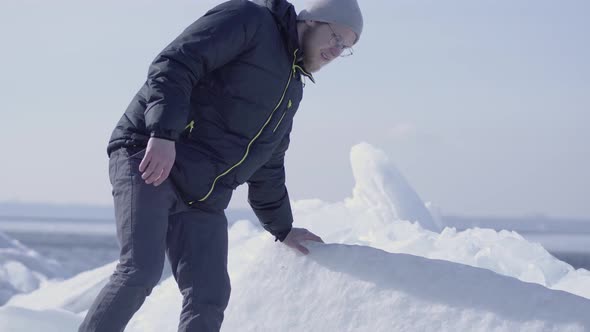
[79,146,233,332]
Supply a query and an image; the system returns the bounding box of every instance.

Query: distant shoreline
[3,229,589,273]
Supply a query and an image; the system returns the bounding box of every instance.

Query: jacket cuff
[149,129,179,141]
[250,192,294,242]
[274,226,293,242]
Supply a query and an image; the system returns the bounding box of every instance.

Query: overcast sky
[1,0,588,219]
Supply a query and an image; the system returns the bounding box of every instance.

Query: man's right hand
[139,137,176,186]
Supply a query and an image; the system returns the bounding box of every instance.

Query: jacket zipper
[188,49,301,205]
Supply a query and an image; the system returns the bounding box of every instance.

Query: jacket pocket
[170,143,221,204]
[272,99,293,133]
[126,147,147,160]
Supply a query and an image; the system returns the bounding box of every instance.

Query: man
[79,0,363,331]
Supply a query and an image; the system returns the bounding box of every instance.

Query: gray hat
[297,0,364,42]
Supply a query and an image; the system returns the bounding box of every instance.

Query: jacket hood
[254,0,299,53]
[253,0,315,82]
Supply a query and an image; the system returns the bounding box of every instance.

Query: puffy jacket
[106,0,315,242]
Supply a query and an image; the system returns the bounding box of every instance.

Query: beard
[300,25,325,73]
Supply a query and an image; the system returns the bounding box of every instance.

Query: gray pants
[79,147,233,332]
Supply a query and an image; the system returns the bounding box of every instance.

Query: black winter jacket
[106,0,315,242]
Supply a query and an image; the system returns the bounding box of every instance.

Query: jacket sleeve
[247,123,294,242]
[144,1,261,141]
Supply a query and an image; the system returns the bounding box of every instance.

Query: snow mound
[0,232,63,305]
[6,261,117,313]
[0,306,81,332]
[2,142,590,331]
[290,143,590,299]
[122,225,590,332]
[3,231,589,332]
[348,142,439,232]
[222,241,589,331]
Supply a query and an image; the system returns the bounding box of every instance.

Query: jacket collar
[254,0,316,83]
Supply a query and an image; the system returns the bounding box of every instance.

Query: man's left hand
[282,227,324,255]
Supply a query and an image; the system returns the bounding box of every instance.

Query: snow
[6,262,117,313]
[220,241,589,332]
[347,143,441,232]
[0,306,81,332]
[1,142,589,331]
[0,232,63,305]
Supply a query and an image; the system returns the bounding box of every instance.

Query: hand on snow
[139,137,176,186]
[282,227,324,255]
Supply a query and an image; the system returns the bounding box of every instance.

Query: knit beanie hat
[297,0,364,42]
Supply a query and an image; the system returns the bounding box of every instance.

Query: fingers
[303,229,324,243]
[296,243,309,255]
[139,154,173,186]
[152,165,172,187]
[282,231,323,255]
[308,234,324,243]
[137,138,176,186]
[141,159,161,183]
[139,153,151,172]
[145,167,164,185]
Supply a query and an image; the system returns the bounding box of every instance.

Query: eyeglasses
[326,23,354,57]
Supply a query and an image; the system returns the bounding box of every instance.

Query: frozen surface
[1,143,589,331]
[0,232,62,305]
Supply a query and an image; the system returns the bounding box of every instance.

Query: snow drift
[0,232,63,305]
[1,142,590,331]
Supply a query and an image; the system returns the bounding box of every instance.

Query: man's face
[300,21,357,73]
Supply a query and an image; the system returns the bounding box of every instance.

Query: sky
[0,0,589,219]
